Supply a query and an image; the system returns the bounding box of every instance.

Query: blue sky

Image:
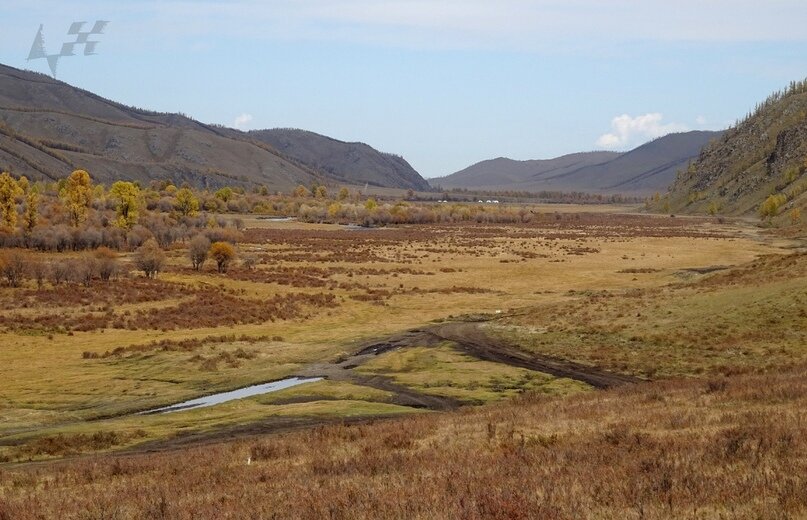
[2,1,807,178]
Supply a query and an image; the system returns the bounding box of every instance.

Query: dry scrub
[1,368,806,519]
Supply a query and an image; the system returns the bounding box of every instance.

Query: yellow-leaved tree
[23,187,40,233]
[209,241,236,273]
[109,181,142,228]
[61,169,93,226]
[293,185,310,198]
[0,172,23,229]
[175,187,199,217]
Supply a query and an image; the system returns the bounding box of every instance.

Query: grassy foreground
[1,366,805,519]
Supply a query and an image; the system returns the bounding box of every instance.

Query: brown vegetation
[1,367,805,518]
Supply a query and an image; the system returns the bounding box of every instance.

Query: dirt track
[423,322,643,389]
[56,320,641,459]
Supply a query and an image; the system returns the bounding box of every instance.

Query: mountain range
[0,63,426,191]
[433,130,723,196]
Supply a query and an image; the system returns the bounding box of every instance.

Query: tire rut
[423,322,643,389]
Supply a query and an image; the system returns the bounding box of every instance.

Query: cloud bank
[13,0,807,53]
[596,113,689,150]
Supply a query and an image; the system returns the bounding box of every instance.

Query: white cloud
[596,113,689,150]
[232,113,254,130]
[696,115,708,126]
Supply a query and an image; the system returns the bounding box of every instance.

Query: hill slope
[434,152,619,190]
[249,129,430,191]
[663,81,807,220]
[434,131,721,195]
[0,63,428,191]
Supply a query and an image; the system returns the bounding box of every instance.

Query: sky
[2,1,807,178]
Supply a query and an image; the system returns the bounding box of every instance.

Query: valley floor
[1,211,805,518]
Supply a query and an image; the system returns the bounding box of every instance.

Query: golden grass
[0,216,787,458]
[358,343,589,402]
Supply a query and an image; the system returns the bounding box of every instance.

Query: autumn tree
[327,202,342,219]
[16,175,29,195]
[314,186,328,199]
[109,181,142,228]
[0,172,23,229]
[189,234,211,270]
[175,188,200,216]
[338,187,350,201]
[215,187,233,202]
[61,170,93,226]
[293,185,310,198]
[22,188,40,233]
[134,238,165,278]
[209,241,235,273]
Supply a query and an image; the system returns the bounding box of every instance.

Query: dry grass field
[1,208,805,518]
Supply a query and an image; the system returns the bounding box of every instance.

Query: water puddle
[256,216,296,222]
[139,377,322,415]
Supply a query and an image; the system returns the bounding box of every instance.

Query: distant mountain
[0,63,428,191]
[436,152,619,190]
[249,129,430,191]
[663,80,807,220]
[434,131,722,195]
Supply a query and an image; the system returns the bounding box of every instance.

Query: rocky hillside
[0,63,428,191]
[249,129,430,191]
[663,80,807,222]
[434,131,721,196]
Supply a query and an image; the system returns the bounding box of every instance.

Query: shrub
[0,249,28,287]
[241,254,257,270]
[73,254,99,286]
[759,194,787,218]
[50,260,70,285]
[95,247,119,281]
[28,258,48,288]
[134,239,165,279]
[209,242,235,273]
[189,234,210,270]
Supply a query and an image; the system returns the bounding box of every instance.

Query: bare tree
[189,234,210,271]
[71,255,98,287]
[95,247,119,281]
[28,258,48,289]
[134,238,166,279]
[50,260,70,285]
[0,250,28,287]
[241,254,258,271]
